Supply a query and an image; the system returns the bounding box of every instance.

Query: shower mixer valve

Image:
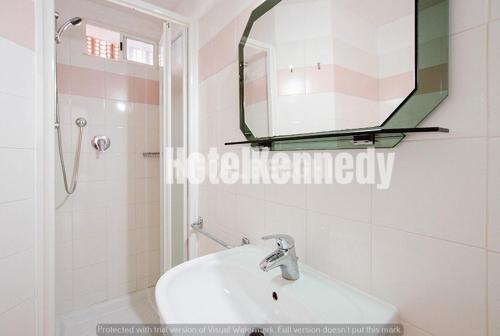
[91,135,111,153]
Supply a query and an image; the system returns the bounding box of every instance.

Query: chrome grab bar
[191,218,250,249]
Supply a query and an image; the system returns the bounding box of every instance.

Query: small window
[86,24,120,60]
[125,37,155,66]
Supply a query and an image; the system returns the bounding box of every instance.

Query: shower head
[55,16,83,44]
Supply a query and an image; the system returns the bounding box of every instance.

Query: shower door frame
[37,0,199,334]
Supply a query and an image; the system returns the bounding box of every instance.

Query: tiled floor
[58,289,160,336]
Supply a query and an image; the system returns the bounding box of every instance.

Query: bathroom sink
[155,245,398,325]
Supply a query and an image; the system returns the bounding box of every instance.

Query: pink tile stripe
[198,0,414,103]
[332,65,380,101]
[245,76,268,105]
[0,0,35,50]
[57,64,160,105]
[198,20,238,83]
[272,65,413,101]
[198,0,264,83]
[379,72,415,100]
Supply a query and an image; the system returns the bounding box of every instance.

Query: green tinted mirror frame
[235,0,449,150]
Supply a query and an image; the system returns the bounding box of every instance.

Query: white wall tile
[108,205,137,231]
[0,93,34,148]
[373,139,487,247]
[57,94,72,126]
[73,208,107,240]
[234,177,266,202]
[55,242,73,272]
[137,274,160,291]
[139,201,158,228]
[0,250,34,315]
[56,299,73,316]
[489,252,500,336]
[372,227,486,336]
[216,62,239,111]
[55,270,73,304]
[412,26,487,140]
[137,250,160,278]
[489,20,500,137]
[146,226,160,252]
[214,190,237,237]
[264,180,306,209]
[146,178,160,203]
[263,202,307,260]
[492,0,500,21]
[107,280,137,300]
[56,120,75,154]
[306,171,371,223]
[70,95,106,126]
[0,199,34,259]
[73,290,106,311]
[68,38,106,73]
[306,211,371,292]
[489,138,500,252]
[450,0,488,34]
[106,154,136,181]
[73,262,106,296]
[134,227,148,254]
[135,179,148,204]
[73,236,106,269]
[107,228,137,259]
[0,37,35,98]
[55,211,73,244]
[400,321,433,336]
[0,299,35,336]
[136,153,159,179]
[0,149,34,203]
[198,0,256,47]
[105,125,133,154]
[73,181,108,211]
[107,257,137,286]
[235,195,266,246]
[105,100,134,128]
[78,153,107,182]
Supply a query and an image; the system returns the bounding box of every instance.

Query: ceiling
[143,0,183,11]
[143,0,221,19]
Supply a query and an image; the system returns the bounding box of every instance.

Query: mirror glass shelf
[234,0,449,150]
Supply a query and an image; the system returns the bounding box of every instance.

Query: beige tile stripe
[0,0,35,50]
[57,64,160,105]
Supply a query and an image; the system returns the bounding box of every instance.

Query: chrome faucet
[259,234,300,281]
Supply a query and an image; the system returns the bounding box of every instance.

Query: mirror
[242,0,416,138]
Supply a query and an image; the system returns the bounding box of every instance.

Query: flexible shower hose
[55,89,86,195]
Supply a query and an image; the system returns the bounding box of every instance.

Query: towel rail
[191,218,250,249]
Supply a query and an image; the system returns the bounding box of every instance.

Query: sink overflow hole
[272,292,278,301]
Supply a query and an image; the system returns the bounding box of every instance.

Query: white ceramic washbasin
[155,245,398,325]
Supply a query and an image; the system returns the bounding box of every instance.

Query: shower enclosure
[52,0,190,334]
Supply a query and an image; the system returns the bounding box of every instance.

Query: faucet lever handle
[261,234,295,250]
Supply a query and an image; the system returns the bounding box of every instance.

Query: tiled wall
[0,1,37,334]
[196,0,499,335]
[54,2,161,314]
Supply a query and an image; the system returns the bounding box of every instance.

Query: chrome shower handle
[91,135,111,153]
